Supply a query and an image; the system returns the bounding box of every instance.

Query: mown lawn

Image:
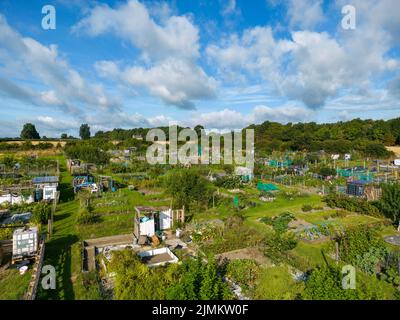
[0,268,32,300]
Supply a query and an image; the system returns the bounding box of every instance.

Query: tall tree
[379,183,400,230]
[20,123,40,140]
[164,169,212,211]
[194,124,205,137]
[79,123,91,140]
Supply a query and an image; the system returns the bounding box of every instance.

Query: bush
[302,204,313,212]
[303,266,359,300]
[261,212,295,234]
[226,259,260,292]
[32,202,51,225]
[64,140,110,165]
[214,175,242,189]
[166,256,232,300]
[264,232,298,263]
[318,167,336,178]
[0,226,14,240]
[76,207,97,225]
[335,210,350,218]
[323,194,381,217]
[338,226,387,272]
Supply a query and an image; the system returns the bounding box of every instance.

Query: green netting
[337,169,375,181]
[268,159,293,167]
[257,182,280,191]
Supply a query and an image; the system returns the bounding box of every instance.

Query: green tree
[318,167,336,178]
[164,169,212,211]
[20,123,40,140]
[79,123,91,140]
[64,140,110,165]
[32,202,51,225]
[303,266,359,300]
[194,125,204,138]
[108,250,176,300]
[364,142,391,158]
[379,183,400,229]
[61,133,68,139]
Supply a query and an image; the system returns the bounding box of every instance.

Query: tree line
[247,118,400,156]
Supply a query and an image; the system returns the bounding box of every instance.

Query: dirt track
[386,146,400,156]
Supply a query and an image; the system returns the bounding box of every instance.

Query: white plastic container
[19,265,28,275]
[43,186,57,200]
[12,227,38,260]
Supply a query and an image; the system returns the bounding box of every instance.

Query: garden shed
[346,180,369,197]
[234,166,253,182]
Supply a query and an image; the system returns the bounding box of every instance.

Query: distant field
[386,146,400,156]
[1,140,66,147]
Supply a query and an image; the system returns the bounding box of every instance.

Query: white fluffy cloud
[73,0,199,61]
[287,0,325,30]
[388,77,400,99]
[207,26,293,84]
[75,0,217,109]
[0,15,117,114]
[30,105,310,137]
[95,59,217,109]
[207,0,400,109]
[185,105,313,129]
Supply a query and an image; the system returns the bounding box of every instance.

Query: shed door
[159,211,171,230]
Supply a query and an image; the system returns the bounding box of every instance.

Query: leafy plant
[323,194,381,217]
[261,212,295,234]
[166,256,232,300]
[302,204,313,212]
[226,259,260,292]
[32,202,51,225]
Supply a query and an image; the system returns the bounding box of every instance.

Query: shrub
[335,210,350,218]
[302,204,313,212]
[303,266,359,300]
[166,256,232,300]
[76,207,97,225]
[264,232,298,263]
[323,194,381,217]
[338,226,387,271]
[261,212,295,234]
[32,202,51,225]
[226,259,260,293]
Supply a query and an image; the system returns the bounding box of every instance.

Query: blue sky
[0,0,399,137]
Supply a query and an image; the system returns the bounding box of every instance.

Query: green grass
[33,157,399,300]
[296,210,384,226]
[0,269,32,300]
[254,265,305,300]
[288,241,332,268]
[37,156,173,300]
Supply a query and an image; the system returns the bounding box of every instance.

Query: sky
[0,0,399,137]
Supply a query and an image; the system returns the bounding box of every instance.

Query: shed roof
[347,180,369,185]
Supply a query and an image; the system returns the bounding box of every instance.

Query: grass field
[0,268,32,300]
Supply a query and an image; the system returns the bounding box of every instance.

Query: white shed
[159,208,172,230]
